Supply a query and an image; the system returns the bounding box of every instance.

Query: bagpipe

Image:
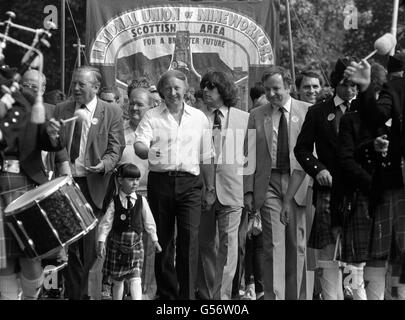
[0,11,56,124]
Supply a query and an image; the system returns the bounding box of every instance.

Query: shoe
[343,287,353,300]
[101,284,111,300]
[241,285,256,300]
[256,291,264,300]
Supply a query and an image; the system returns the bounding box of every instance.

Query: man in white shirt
[135,70,215,300]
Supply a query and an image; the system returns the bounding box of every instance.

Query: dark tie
[276,107,290,173]
[334,101,349,133]
[70,104,86,163]
[126,196,133,210]
[212,109,222,159]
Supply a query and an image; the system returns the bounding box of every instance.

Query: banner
[86,0,280,110]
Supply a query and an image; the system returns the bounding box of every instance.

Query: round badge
[91,118,99,125]
[291,116,299,123]
[120,214,126,221]
[327,113,335,121]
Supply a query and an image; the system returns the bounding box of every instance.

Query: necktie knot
[80,104,86,109]
[342,100,350,109]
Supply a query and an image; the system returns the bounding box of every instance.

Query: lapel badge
[91,118,99,125]
[291,115,299,123]
[120,214,127,221]
[327,113,335,121]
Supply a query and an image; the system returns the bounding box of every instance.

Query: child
[97,163,161,300]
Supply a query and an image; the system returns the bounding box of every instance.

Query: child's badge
[327,113,335,121]
[291,116,299,123]
[120,214,127,221]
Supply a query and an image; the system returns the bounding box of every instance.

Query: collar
[76,95,97,113]
[159,102,192,115]
[334,95,356,107]
[273,97,292,113]
[119,190,137,202]
[209,105,228,117]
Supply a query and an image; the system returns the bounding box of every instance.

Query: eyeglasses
[22,82,39,90]
[201,81,217,90]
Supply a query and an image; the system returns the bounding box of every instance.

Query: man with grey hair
[54,66,125,299]
[244,65,311,300]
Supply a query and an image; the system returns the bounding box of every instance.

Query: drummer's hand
[87,161,105,174]
[97,241,106,258]
[153,241,162,253]
[46,118,62,139]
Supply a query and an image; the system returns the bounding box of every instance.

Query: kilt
[103,230,144,281]
[308,188,334,249]
[369,188,405,261]
[0,172,36,262]
[341,192,373,263]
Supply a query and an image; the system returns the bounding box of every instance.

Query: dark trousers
[63,177,100,300]
[148,172,202,300]
[232,208,248,297]
[245,232,264,293]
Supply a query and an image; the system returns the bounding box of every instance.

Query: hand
[56,248,68,263]
[87,160,105,173]
[374,134,389,154]
[344,59,371,92]
[315,169,332,187]
[280,200,291,225]
[202,187,216,211]
[46,118,62,139]
[97,241,106,258]
[153,241,162,253]
[331,226,342,242]
[244,192,254,212]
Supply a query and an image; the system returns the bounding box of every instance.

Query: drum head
[4,176,72,215]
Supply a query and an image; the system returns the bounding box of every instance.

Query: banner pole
[286,0,296,90]
[61,0,66,94]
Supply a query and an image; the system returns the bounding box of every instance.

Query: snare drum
[4,176,98,260]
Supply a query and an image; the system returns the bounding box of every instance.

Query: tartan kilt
[341,192,373,263]
[0,172,36,264]
[369,188,405,260]
[308,188,335,249]
[103,230,144,281]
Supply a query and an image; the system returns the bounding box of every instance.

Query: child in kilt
[97,163,161,300]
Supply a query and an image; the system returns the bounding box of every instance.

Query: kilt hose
[369,187,405,261]
[308,188,335,250]
[341,191,373,263]
[0,172,36,265]
[103,231,144,281]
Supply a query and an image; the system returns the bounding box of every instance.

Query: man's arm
[101,106,125,173]
[294,106,326,178]
[280,169,306,225]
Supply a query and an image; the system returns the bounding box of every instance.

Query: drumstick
[60,115,78,124]
[333,233,341,261]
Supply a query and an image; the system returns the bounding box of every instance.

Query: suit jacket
[244,98,311,210]
[205,107,249,207]
[54,98,125,209]
[294,97,360,191]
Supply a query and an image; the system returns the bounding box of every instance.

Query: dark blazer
[294,97,359,191]
[0,89,64,185]
[331,111,377,227]
[54,98,125,209]
[359,78,405,190]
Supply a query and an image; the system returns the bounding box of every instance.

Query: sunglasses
[201,81,217,90]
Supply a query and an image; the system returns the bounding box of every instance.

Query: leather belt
[1,159,20,173]
[153,171,194,177]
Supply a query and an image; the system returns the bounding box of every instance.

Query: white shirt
[333,95,355,114]
[271,97,292,168]
[135,102,214,175]
[97,190,158,243]
[120,121,149,195]
[72,96,97,177]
